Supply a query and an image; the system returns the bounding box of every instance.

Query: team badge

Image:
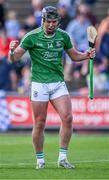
[33,91,38,97]
[56,41,61,48]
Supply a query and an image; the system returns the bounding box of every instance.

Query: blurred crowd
[0,0,109,96]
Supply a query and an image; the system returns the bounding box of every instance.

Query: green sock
[59,148,67,161]
[36,152,45,164]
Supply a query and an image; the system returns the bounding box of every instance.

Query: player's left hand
[87,48,96,59]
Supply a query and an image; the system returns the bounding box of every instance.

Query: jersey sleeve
[19,34,34,50]
[64,32,73,50]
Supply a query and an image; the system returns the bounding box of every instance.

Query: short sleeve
[20,34,34,50]
[64,33,73,50]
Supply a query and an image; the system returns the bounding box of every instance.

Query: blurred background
[0,0,109,132]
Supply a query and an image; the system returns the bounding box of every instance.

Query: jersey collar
[42,27,56,38]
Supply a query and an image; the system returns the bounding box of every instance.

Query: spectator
[57,2,72,73]
[31,0,44,27]
[96,16,109,72]
[18,27,27,41]
[5,10,20,39]
[64,3,91,82]
[98,58,109,75]
[18,65,30,95]
[58,0,81,18]
[82,3,98,27]
[0,28,18,92]
[66,68,88,94]
[0,28,12,58]
[66,3,91,52]
[0,57,17,91]
[22,15,38,32]
[57,2,71,30]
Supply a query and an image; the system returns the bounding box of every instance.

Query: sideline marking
[0,159,109,167]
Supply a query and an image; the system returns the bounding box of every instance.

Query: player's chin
[47,29,55,35]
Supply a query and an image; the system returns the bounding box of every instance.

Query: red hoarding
[6,96,109,128]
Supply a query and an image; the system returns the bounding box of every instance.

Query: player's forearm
[73,51,90,61]
[67,47,95,62]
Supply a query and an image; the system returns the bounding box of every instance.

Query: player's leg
[31,82,49,169]
[32,101,48,169]
[50,93,75,169]
[51,95,72,148]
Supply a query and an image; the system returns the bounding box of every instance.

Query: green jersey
[20,27,73,83]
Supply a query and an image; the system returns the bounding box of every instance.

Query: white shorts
[31,81,69,102]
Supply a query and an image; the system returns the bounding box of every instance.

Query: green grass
[0,133,109,179]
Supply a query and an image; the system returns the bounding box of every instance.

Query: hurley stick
[87,26,97,99]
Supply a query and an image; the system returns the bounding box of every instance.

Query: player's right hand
[9,40,19,51]
[86,48,96,59]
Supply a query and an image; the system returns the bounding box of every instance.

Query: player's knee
[62,114,73,126]
[34,117,46,130]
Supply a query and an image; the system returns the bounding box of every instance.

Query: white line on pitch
[0,159,109,167]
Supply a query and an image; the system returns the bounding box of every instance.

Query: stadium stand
[4,0,109,23]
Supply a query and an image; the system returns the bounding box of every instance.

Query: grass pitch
[0,132,109,179]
